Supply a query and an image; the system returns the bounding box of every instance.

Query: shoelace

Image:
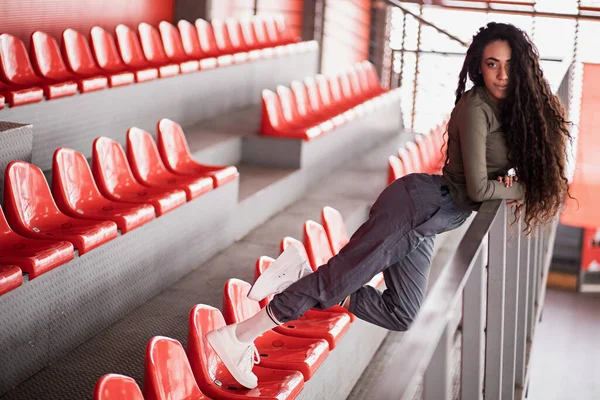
[242,345,261,374]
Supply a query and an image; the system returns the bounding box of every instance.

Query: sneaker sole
[206,330,258,389]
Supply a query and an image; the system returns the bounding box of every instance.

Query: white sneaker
[206,324,260,389]
[248,245,313,301]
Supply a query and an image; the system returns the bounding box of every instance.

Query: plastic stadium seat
[114,25,160,82]
[188,305,306,399]
[53,148,155,234]
[144,336,210,400]
[177,20,218,70]
[261,89,322,140]
[388,155,404,184]
[0,33,76,100]
[276,85,334,133]
[398,147,415,175]
[94,374,144,400]
[137,23,180,77]
[405,141,423,173]
[360,61,386,96]
[291,79,341,128]
[4,161,118,255]
[212,18,248,63]
[62,29,133,88]
[195,19,233,67]
[158,21,199,74]
[157,119,239,187]
[222,279,329,380]
[30,31,106,94]
[225,18,261,60]
[273,15,299,45]
[89,27,145,83]
[337,73,368,116]
[323,75,358,121]
[313,75,348,125]
[126,127,213,201]
[321,207,384,289]
[92,137,187,217]
[252,259,351,349]
[0,79,42,107]
[415,134,435,174]
[239,17,273,58]
[0,266,22,296]
[0,206,74,279]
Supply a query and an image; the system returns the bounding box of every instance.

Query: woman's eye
[487,62,497,68]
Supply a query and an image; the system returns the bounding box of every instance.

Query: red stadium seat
[324,75,358,121]
[0,33,75,100]
[360,61,386,96]
[158,21,199,74]
[143,336,210,400]
[0,206,74,279]
[177,19,218,69]
[251,17,271,49]
[126,127,213,201]
[157,119,239,187]
[303,220,334,270]
[276,85,334,133]
[252,259,351,349]
[89,27,141,83]
[4,161,118,255]
[188,304,306,398]
[388,155,405,184]
[222,279,330,379]
[137,23,180,77]
[114,25,159,82]
[321,207,384,289]
[195,19,233,66]
[225,18,261,60]
[212,18,248,63]
[92,137,187,217]
[314,75,348,125]
[62,29,133,88]
[31,31,106,94]
[405,141,423,173]
[0,266,22,296]
[0,79,43,107]
[53,148,155,234]
[261,89,322,140]
[239,17,273,58]
[94,374,144,400]
[273,15,300,45]
[398,147,415,175]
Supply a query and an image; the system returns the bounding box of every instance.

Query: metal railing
[372,200,557,400]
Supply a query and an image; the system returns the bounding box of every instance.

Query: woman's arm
[458,103,525,203]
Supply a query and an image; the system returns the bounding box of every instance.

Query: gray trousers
[268,173,472,331]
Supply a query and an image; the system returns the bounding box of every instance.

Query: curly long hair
[454,22,572,232]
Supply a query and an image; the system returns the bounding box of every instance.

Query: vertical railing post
[485,203,507,400]
[461,239,488,400]
[502,215,521,400]
[527,229,539,338]
[424,323,452,400]
[515,227,531,387]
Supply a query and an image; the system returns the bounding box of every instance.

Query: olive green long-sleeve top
[442,85,524,211]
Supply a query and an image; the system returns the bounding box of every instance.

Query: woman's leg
[347,234,435,331]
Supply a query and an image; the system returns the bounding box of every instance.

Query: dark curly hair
[454,22,572,232]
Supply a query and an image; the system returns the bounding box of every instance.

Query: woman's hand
[497,171,518,188]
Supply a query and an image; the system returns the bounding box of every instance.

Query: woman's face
[480,40,511,103]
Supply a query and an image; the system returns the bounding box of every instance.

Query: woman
[207,22,571,389]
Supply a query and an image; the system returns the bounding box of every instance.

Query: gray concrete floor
[528,289,600,400]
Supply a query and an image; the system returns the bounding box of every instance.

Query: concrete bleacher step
[0,130,403,400]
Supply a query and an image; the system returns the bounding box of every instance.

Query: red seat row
[261,61,396,141]
[92,206,381,400]
[0,15,304,109]
[0,119,237,296]
[388,122,448,184]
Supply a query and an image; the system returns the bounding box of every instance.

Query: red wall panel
[1,0,174,44]
[211,0,303,38]
[322,0,371,74]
